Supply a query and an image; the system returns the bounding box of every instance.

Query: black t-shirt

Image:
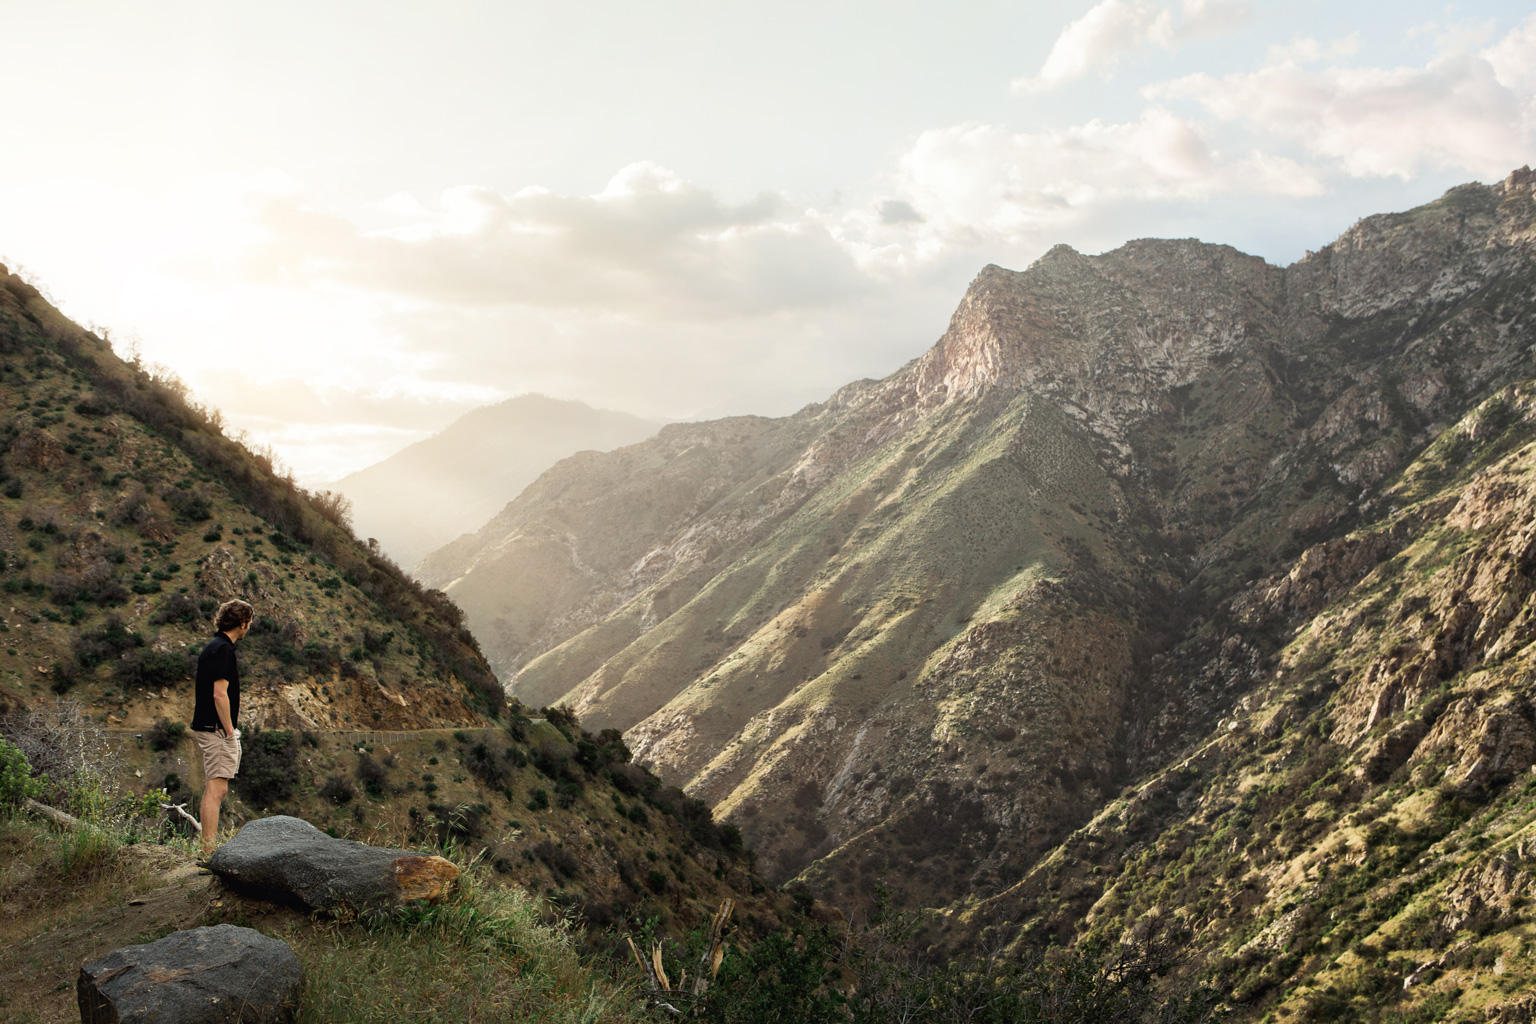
[192,632,240,732]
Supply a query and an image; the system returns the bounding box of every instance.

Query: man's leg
[200,777,228,855]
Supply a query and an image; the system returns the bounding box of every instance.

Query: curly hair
[214,599,254,633]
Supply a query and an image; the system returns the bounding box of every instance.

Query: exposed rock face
[77,924,302,1024]
[207,815,458,914]
[420,171,1536,910]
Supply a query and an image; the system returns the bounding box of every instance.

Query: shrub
[0,735,38,809]
[356,752,390,797]
[608,762,655,798]
[575,728,632,772]
[428,801,489,844]
[74,615,143,668]
[308,489,353,529]
[466,741,511,789]
[533,839,580,878]
[149,593,199,625]
[146,717,186,751]
[303,641,338,674]
[235,728,297,809]
[319,773,356,805]
[112,649,192,690]
[542,703,580,735]
[163,484,212,523]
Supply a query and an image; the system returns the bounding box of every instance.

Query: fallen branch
[160,802,202,830]
[25,797,92,831]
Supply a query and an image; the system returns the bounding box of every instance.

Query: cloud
[892,107,1322,244]
[1014,0,1253,93]
[1148,16,1536,180]
[1485,14,1536,96]
[1264,34,1360,66]
[878,199,924,225]
[240,163,881,322]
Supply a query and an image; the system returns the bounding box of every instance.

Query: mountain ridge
[421,168,1536,893]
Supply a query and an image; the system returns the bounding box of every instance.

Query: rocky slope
[944,381,1536,1021]
[418,165,1536,945]
[334,394,659,571]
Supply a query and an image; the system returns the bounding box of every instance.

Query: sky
[1,1,1533,483]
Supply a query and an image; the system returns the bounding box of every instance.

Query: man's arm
[213,679,234,738]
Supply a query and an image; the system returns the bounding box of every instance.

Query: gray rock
[77,924,301,1024]
[207,815,459,915]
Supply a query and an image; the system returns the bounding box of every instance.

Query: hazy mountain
[334,395,659,570]
[418,169,1536,1017]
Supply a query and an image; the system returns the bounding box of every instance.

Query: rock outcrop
[77,924,302,1024]
[207,815,458,915]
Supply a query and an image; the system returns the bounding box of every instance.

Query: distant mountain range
[416,168,1536,1019]
[332,395,659,570]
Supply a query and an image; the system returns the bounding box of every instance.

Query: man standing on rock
[192,599,253,856]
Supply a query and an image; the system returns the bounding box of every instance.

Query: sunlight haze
[2,0,1532,481]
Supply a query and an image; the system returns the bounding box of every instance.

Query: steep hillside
[0,266,502,730]
[0,264,774,951]
[418,166,1536,922]
[334,395,659,570]
[943,382,1536,1021]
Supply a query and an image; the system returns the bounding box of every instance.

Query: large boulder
[207,815,458,915]
[77,924,301,1024]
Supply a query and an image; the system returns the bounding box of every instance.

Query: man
[192,599,253,855]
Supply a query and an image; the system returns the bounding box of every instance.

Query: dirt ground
[0,838,303,1024]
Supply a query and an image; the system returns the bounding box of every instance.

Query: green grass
[289,867,644,1024]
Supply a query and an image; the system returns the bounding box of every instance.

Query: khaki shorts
[194,729,242,780]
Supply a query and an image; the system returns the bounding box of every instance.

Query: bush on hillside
[465,742,511,790]
[542,704,580,736]
[319,773,356,805]
[0,736,38,808]
[235,728,297,809]
[149,593,199,625]
[356,752,390,797]
[112,649,193,690]
[428,801,489,844]
[533,839,580,878]
[146,717,186,752]
[73,615,143,668]
[575,728,631,772]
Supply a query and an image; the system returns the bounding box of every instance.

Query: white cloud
[244,163,874,321]
[1265,34,1360,66]
[1149,17,1536,180]
[892,107,1322,244]
[1484,13,1536,96]
[1014,0,1253,93]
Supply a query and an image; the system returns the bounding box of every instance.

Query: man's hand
[213,678,234,738]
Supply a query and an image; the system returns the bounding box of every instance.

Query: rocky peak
[905,236,1281,453]
[1286,173,1536,321]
